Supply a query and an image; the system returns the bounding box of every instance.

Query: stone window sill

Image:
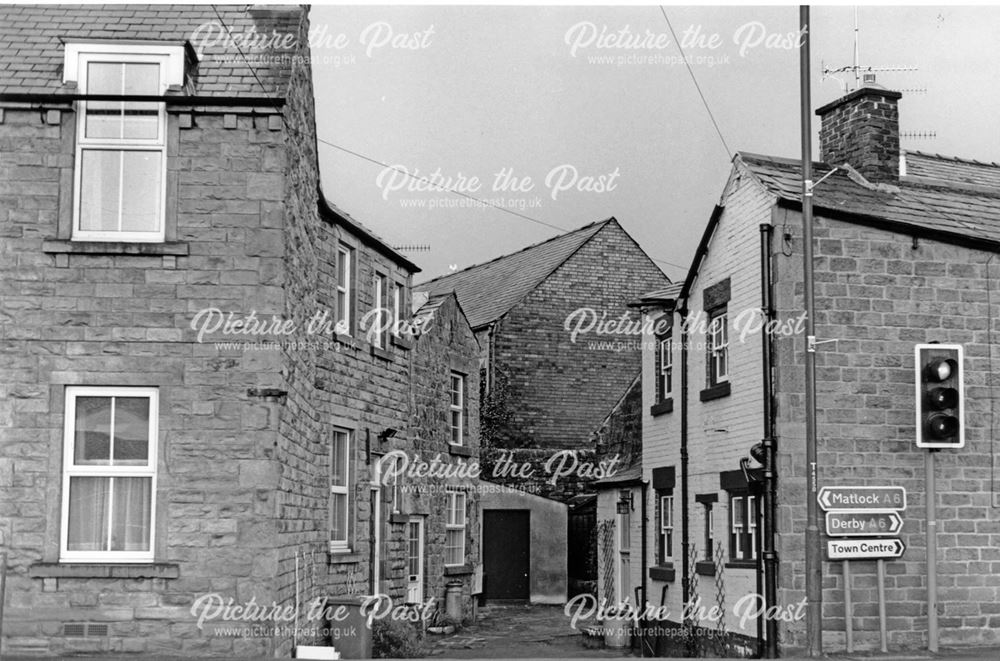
[444,564,473,576]
[725,560,757,570]
[649,565,676,582]
[29,562,180,579]
[448,444,473,458]
[334,333,360,350]
[700,381,731,402]
[391,335,413,351]
[650,399,673,416]
[42,240,189,256]
[695,561,716,577]
[370,345,393,362]
[328,552,364,565]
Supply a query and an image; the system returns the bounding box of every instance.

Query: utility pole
[799,5,823,657]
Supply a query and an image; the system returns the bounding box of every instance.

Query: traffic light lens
[926,413,959,440]
[926,358,956,382]
[927,387,959,410]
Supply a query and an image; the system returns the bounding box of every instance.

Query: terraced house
[0,5,480,657]
[637,85,1000,656]
[417,218,668,604]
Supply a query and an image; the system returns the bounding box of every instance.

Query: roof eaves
[774,197,1000,255]
[418,217,613,289]
[318,192,420,273]
[677,204,726,305]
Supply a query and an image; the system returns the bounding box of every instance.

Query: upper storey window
[64,43,186,242]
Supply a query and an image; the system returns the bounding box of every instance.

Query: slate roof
[737,151,1000,247]
[0,4,302,97]
[593,462,642,488]
[905,151,1000,191]
[416,218,614,329]
[635,282,683,306]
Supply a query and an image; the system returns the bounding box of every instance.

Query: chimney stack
[816,85,903,182]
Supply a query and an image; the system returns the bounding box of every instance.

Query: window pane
[74,396,112,465]
[407,523,420,576]
[120,151,161,232]
[331,432,347,486]
[331,493,347,541]
[338,250,349,284]
[122,63,160,140]
[110,477,152,551]
[85,62,123,139]
[113,396,150,465]
[445,529,463,565]
[80,150,122,231]
[67,476,111,551]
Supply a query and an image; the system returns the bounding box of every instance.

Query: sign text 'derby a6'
[825,511,903,537]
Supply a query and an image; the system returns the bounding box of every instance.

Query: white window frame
[372,271,388,348]
[406,517,425,604]
[660,494,674,561]
[329,429,351,552]
[449,372,465,446]
[748,495,757,560]
[392,281,402,338]
[60,386,158,563]
[71,48,173,242]
[731,495,745,559]
[708,311,729,384]
[336,246,352,335]
[705,505,715,561]
[658,332,673,397]
[617,489,632,604]
[444,488,467,567]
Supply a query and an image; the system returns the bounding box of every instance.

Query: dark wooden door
[483,510,530,601]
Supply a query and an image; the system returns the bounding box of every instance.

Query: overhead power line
[209,5,689,276]
[659,6,733,160]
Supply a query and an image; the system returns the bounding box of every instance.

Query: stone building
[0,5,480,657]
[637,85,1000,656]
[417,218,668,604]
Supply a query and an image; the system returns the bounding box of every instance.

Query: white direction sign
[817,486,906,511]
[825,511,904,537]
[827,538,905,560]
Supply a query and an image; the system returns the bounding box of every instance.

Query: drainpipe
[679,303,691,642]
[640,480,650,656]
[760,223,779,658]
[641,480,648,604]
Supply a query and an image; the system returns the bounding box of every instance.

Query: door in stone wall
[483,510,530,600]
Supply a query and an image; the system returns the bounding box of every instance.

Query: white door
[406,517,424,603]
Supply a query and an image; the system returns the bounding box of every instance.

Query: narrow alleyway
[426,603,632,659]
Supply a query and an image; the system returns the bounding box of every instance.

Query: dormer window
[64,43,186,242]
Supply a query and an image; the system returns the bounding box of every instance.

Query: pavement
[424,603,1000,660]
[426,602,628,658]
[3,603,998,659]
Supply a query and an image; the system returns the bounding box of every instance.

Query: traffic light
[915,344,964,449]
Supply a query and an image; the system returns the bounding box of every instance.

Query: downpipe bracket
[807,335,838,353]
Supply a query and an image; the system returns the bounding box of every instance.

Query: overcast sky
[309,4,1000,282]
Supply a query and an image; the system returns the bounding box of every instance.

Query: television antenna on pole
[821,7,919,93]
[820,7,934,142]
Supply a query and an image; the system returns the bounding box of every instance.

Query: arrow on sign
[825,510,903,537]
[817,486,906,511]
[827,538,905,560]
